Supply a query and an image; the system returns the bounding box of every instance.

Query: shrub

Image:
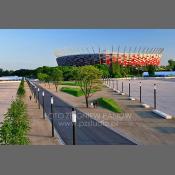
[17,79,25,97]
[97,97,122,113]
[0,98,30,145]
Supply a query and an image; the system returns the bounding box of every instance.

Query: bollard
[122,81,124,93]
[38,88,40,109]
[129,80,131,97]
[42,91,45,119]
[154,84,157,109]
[72,108,77,145]
[50,96,54,137]
[116,80,118,90]
[35,87,37,103]
[139,82,142,103]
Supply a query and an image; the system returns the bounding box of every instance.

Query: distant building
[0,76,22,81]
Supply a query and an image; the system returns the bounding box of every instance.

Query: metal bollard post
[38,88,40,109]
[122,81,123,93]
[50,96,54,137]
[139,82,142,103]
[154,84,157,109]
[42,91,45,119]
[35,86,37,103]
[129,80,131,97]
[72,108,77,145]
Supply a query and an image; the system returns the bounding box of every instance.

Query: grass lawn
[60,87,83,97]
[97,97,122,113]
[60,86,96,97]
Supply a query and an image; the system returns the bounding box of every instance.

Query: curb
[152,109,172,119]
[141,103,150,108]
[129,97,135,101]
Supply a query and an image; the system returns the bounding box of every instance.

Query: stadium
[56,48,164,67]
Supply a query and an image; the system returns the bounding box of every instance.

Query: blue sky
[0,29,175,70]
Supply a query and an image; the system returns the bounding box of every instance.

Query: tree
[0,98,29,145]
[147,65,156,77]
[95,64,110,77]
[75,66,102,108]
[168,59,175,70]
[37,73,49,85]
[50,68,63,92]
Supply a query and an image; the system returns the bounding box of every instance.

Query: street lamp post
[50,96,54,137]
[42,91,45,119]
[72,108,77,145]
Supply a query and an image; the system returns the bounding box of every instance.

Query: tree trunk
[85,96,89,108]
[56,86,58,92]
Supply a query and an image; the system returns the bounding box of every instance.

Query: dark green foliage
[97,97,122,113]
[167,59,175,71]
[95,64,110,77]
[147,65,156,77]
[0,98,30,145]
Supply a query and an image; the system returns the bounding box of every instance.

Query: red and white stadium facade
[103,52,162,67]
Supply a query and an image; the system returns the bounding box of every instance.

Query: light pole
[139,81,142,103]
[154,84,157,109]
[38,88,40,109]
[72,108,77,145]
[42,91,45,119]
[50,96,54,137]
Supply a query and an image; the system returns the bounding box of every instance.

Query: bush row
[0,98,30,145]
[0,79,30,145]
[17,79,25,97]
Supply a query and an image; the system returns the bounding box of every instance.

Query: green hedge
[60,87,83,97]
[0,98,30,145]
[97,97,122,113]
[17,79,25,97]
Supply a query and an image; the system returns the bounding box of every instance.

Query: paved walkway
[0,81,19,123]
[117,78,175,117]
[39,83,175,145]
[24,83,60,145]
